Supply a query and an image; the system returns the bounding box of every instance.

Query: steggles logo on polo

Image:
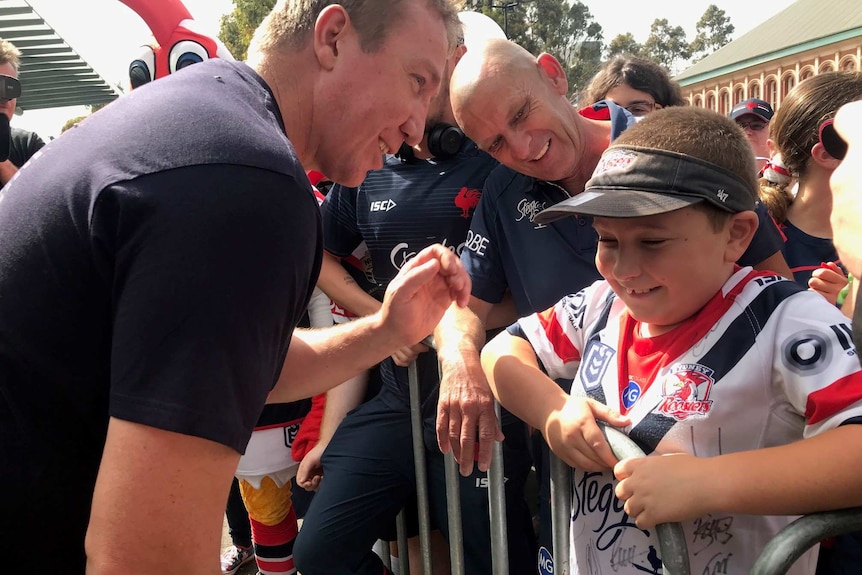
[515,198,547,228]
[656,364,715,420]
[454,186,481,219]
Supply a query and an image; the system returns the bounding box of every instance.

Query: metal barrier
[750,507,862,575]
[400,352,862,575]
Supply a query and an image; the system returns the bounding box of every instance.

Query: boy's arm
[295,371,368,491]
[614,424,862,529]
[317,251,381,317]
[481,329,628,471]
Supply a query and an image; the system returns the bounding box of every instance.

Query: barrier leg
[487,401,508,575]
[549,451,571,575]
[396,511,410,575]
[408,360,434,575]
[444,451,465,575]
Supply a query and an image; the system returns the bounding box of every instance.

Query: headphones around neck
[396,123,465,162]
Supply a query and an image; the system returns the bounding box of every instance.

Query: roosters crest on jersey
[657,364,715,420]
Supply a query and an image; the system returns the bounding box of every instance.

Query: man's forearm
[434,300,487,364]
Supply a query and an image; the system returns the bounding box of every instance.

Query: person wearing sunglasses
[730,97,774,174]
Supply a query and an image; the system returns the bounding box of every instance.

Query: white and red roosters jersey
[515,267,862,575]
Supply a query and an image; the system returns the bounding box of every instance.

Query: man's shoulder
[483,164,535,198]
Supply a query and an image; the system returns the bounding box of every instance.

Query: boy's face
[593,206,739,336]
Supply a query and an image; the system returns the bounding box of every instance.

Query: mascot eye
[169,40,209,74]
[129,46,155,89]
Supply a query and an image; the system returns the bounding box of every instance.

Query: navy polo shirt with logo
[321,139,498,410]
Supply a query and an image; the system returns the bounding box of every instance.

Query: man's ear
[451,43,468,67]
[536,53,568,96]
[313,5,349,71]
[727,211,759,262]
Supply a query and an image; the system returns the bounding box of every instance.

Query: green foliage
[643,18,691,71]
[218,0,277,61]
[470,0,603,98]
[61,114,88,133]
[689,4,734,63]
[607,33,645,59]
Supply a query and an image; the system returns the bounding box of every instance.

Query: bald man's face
[451,48,580,183]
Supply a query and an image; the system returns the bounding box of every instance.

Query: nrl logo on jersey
[656,363,715,420]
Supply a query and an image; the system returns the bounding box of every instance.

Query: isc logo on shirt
[370,199,397,212]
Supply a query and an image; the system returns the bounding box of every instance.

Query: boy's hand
[391,342,429,366]
[614,454,712,528]
[809,261,848,305]
[544,395,630,471]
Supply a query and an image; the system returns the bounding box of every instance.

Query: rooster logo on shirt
[657,364,715,420]
[454,186,481,219]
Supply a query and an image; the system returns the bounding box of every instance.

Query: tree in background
[604,4,734,74]
[607,33,646,59]
[467,0,604,98]
[643,18,691,71]
[218,0,276,61]
[689,5,734,63]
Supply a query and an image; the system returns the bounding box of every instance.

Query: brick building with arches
[675,0,862,114]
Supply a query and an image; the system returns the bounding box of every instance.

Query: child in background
[481,106,862,575]
[758,71,862,306]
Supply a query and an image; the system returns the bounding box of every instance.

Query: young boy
[480,106,862,575]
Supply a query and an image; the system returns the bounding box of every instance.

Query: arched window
[820,62,834,73]
[707,94,716,111]
[783,76,795,96]
[720,91,730,115]
[843,59,857,71]
[750,84,761,99]
[734,87,744,104]
[766,80,777,103]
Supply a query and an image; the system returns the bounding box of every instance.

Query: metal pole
[487,401,508,575]
[396,511,410,575]
[443,451,465,575]
[549,452,571,575]
[599,425,690,575]
[408,360,434,575]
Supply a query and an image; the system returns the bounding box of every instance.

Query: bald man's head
[447,39,580,182]
[450,38,537,133]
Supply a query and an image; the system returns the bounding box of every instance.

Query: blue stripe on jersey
[631,277,801,453]
[578,290,617,406]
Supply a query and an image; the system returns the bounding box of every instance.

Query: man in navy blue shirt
[0,2,469,572]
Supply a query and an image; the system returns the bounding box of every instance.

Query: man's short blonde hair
[0,38,21,73]
[250,0,463,55]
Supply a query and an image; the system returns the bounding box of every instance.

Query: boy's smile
[593,206,738,336]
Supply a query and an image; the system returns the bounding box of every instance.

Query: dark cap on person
[729,98,774,122]
[534,145,756,223]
